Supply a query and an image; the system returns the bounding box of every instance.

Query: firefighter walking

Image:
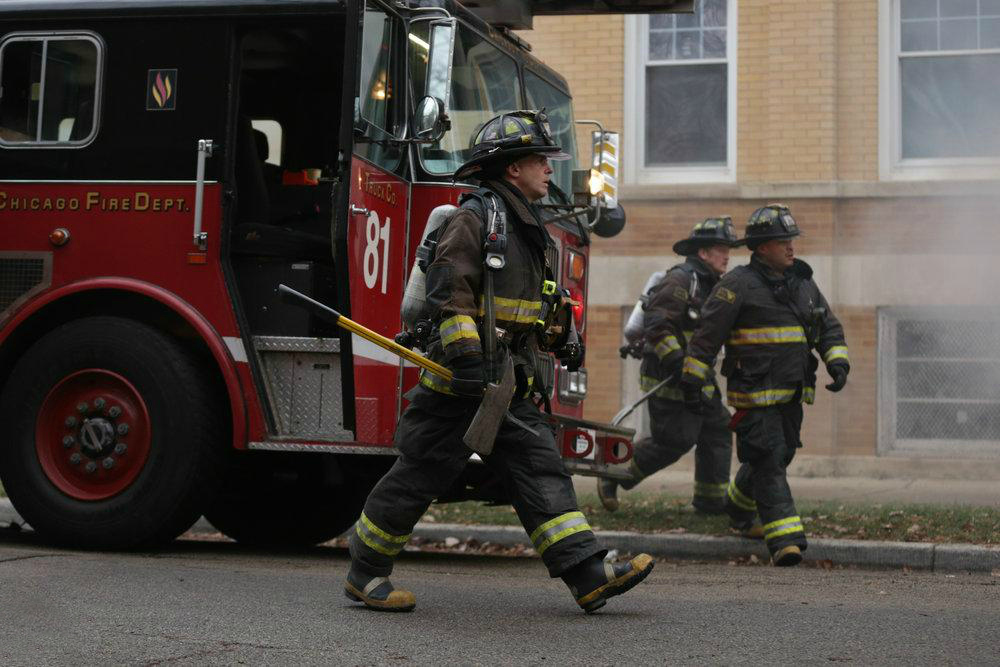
[344,110,654,612]
[679,205,849,566]
[599,218,740,514]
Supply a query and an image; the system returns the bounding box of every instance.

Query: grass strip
[423,492,1000,546]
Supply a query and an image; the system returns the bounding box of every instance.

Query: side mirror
[412,95,450,143]
[590,204,626,238]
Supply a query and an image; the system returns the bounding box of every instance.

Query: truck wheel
[205,453,377,547]
[0,316,224,549]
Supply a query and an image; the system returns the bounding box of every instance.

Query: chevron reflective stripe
[694,481,728,499]
[727,326,806,345]
[355,512,411,557]
[802,386,816,404]
[823,345,849,363]
[478,297,542,325]
[654,335,682,360]
[439,315,479,347]
[727,481,757,511]
[727,387,798,408]
[763,515,804,542]
[419,369,455,395]
[640,375,684,400]
[683,356,709,380]
[529,512,592,555]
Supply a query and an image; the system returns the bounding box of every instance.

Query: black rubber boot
[597,477,620,512]
[562,553,655,613]
[344,564,416,612]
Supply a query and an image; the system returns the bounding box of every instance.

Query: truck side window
[359,3,397,136]
[0,33,103,147]
[413,24,522,176]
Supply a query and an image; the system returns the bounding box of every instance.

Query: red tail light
[567,287,583,327]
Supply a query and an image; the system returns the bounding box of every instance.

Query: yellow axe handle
[277,284,453,381]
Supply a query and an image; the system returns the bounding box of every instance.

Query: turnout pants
[725,402,807,556]
[349,387,603,578]
[623,394,733,512]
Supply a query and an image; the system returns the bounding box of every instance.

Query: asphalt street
[1,530,998,666]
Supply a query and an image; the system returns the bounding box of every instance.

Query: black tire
[205,452,380,547]
[0,316,224,549]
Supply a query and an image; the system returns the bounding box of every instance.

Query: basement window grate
[878,307,1000,458]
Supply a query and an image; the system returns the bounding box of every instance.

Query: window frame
[877,306,1000,459]
[0,30,105,150]
[878,0,1000,181]
[623,4,738,186]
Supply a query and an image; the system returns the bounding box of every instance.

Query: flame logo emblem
[152,72,173,108]
[146,69,178,111]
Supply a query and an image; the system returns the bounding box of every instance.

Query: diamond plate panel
[253,336,340,354]
[258,348,353,441]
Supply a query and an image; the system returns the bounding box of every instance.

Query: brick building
[518,1,1000,469]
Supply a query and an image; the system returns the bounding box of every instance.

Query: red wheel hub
[36,369,152,501]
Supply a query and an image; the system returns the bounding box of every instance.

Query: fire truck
[0,0,690,549]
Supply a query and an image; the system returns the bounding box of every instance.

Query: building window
[0,32,103,148]
[878,307,1000,458]
[880,0,1000,179]
[625,0,736,185]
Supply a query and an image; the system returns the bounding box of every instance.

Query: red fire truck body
[0,0,686,548]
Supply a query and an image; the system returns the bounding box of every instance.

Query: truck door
[347,1,409,445]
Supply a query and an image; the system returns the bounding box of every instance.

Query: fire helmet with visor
[672,216,743,256]
[744,204,801,250]
[454,109,571,182]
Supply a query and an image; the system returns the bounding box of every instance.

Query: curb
[2,500,996,573]
[410,522,1000,574]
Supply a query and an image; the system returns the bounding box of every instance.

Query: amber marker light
[48,228,70,247]
[566,249,586,283]
[186,253,208,265]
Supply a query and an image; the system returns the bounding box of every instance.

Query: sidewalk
[576,468,1000,508]
[2,498,997,573]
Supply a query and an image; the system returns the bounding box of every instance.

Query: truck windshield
[523,70,577,203]
[409,22,521,176]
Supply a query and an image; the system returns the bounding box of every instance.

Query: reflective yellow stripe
[654,335,681,360]
[529,511,592,555]
[727,388,798,408]
[419,369,455,395]
[683,356,709,380]
[767,523,805,540]
[478,297,542,325]
[683,330,694,342]
[823,346,849,363]
[727,481,757,511]
[694,482,728,498]
[763,515,804,541]
[727,326,806,345]
[640,375,684,400]
[802,386,815,405]
[440,315,479,347]
[355,512,411,557]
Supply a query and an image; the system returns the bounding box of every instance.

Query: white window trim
[624,6,737,186]
[878,0,1000,181]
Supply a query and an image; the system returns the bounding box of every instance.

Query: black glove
[680,379,706,414]
[449,354,485,397]
[825,362,849,392]
[557,342,585,372]
[659,355,683,380]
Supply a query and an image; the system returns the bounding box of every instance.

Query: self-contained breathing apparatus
[396,189,582,392]
[619,266,701,360]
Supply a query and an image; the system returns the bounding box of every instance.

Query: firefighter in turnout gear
[598,218,740,513]
[680,205,849,567]
[345,111,654,613]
